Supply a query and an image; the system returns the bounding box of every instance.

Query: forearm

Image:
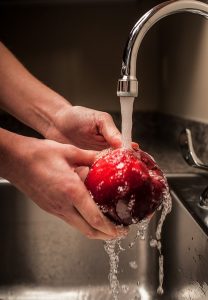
[0,42,71,136]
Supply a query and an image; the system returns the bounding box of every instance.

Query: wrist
[43,101,75,143]
[30,89,72,137]
[0,129,26,181]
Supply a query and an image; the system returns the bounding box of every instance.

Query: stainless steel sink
[0,174,208,300]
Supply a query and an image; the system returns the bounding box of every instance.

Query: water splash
[104,237,123,300]
[129,218,150,249]
[104,188,172,298]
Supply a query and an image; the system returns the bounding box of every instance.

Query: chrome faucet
[117,0,208,98]
[179,128,208,208]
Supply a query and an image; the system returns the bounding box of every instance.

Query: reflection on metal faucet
[179,128,208,208]
[117,0,208,98]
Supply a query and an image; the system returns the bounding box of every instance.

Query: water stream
[103,96,172,299]
[120,97,134,149]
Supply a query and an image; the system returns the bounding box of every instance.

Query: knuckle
[100,112,112,122]
[48,198,66,214]
[99,112,112,124]
[60,181,79,205]
[91,215,103,229]
[61,182,72,198]
[67,179,87,204]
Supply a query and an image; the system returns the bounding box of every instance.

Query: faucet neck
[117,0,208,98]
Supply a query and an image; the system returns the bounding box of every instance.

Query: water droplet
[129,261,138,269]
[121,284,129,294]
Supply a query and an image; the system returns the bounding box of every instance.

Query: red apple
[85,148,167,226]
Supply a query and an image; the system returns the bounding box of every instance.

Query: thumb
[65,145,98,166]
[98,113,122,148]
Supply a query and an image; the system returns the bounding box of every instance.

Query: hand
[0,44,121,150]
[3,132,127,240]
[45,105,122,150]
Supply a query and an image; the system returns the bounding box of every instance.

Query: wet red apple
[85,148,167,226]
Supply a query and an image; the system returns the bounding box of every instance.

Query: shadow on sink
[0,174,208,300]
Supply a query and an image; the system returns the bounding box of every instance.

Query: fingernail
[132,142,139,150]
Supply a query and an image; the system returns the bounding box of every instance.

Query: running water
[103,96,135,300]
[103,96,172,299]
[128,218,150,249]
[150,186,172,294]
[120,97,134,148]
[104,237,125,300]
[103,220,150,300]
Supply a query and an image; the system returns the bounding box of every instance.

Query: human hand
[3,132,127,240]
[45,105,122,150]
[0,44,123,151]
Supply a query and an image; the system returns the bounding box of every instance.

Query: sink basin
[0,174,208,300]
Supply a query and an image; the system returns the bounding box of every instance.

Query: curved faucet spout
[117,0,208,98]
